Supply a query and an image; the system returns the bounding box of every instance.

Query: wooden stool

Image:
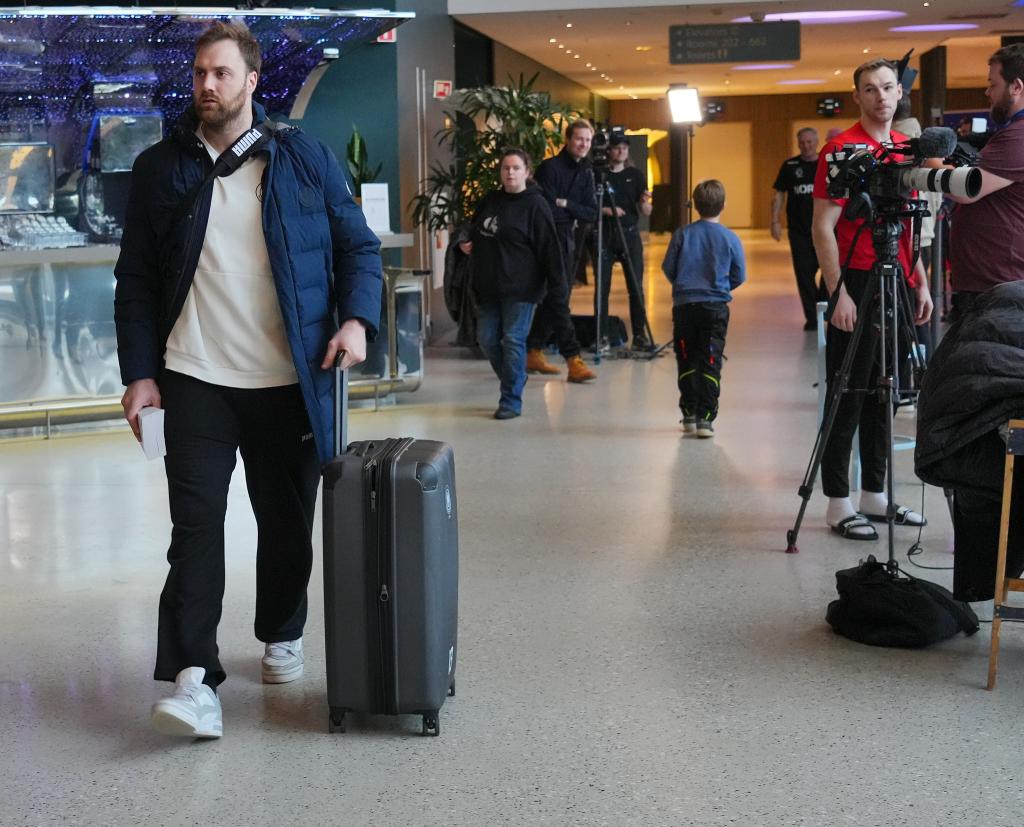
[987,419,1024,690]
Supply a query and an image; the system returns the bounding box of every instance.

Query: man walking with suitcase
[114,22,382,738]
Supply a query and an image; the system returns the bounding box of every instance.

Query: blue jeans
[476,300,537,413]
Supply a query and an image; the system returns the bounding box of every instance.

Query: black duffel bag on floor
[826,555,980,648]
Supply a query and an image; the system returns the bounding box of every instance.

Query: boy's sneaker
[681,414,697,433]
[262,638,304,684]
[151,667,222,738]
[696,419,715,438]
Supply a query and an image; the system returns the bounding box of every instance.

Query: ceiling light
[833,69,842,75]
[585,62,592,67]
[591,67,597,71]
[890,23,979,32]
[631,95,638,100]
[558,44,565,49]
[862,48,871,54]
[635,46,651,52]
[778,79,825,86]
[732,63,794,71]
[549,37,557,43]
[724,79,731,85]
[566,22,573,28]
[574,54,580,58]
[732,10,906,25]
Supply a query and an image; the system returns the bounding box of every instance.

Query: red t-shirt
[813,121,916,283]
[949,118,1024,292]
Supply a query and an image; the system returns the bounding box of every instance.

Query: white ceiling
[451,0,1024,98]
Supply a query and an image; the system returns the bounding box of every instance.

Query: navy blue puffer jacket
[114,102,382,464]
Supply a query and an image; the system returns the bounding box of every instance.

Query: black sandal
[862,505,927,527]
[830,514,879,541]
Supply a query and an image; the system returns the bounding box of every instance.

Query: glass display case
[0,6,421,435]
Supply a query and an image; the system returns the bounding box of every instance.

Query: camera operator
[947,44,1024,320]
[596,133,653,350]
[772,127,826,331]
[525,119,598,383]
[812,58,933,541]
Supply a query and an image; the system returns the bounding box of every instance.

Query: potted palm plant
[410,73,581,232]
[346,124,383,200]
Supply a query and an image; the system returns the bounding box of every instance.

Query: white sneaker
[261,638,304,684]
[151,667,222,738]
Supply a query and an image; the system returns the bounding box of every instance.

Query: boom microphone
[893,127,958,160]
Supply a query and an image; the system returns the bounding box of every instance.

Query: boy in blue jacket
[661,180,746,437]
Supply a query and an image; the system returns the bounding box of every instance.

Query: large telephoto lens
[901,166,982,199]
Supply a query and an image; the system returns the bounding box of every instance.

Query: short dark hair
[796,127,818,139]
[565,119,594,140]
[693,179,725,218]
[500,147,531,170]
[991,43,1024,88]
[196,21,262,76]
[853,58,899,90]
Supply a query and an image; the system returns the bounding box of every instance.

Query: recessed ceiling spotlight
[725,79,731,84]
[558,44,565,49]
[620,85,625,89]
[585,62,592,67]
[778,79,825,86]
[574,54,580,58]
[863,48,871,54]
[631,95,638,99]
[566,22,573,28]
[834,69,842,75]
[635,46,651,52]
[600,73,606,78]
[591,67,597,71]
[549,38,557,43]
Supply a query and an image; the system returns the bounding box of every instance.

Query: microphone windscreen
[917,126,958,158]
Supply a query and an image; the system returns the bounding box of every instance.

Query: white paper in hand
[138,406,166,460]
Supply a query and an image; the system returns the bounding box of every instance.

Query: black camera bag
[826,555,979,647]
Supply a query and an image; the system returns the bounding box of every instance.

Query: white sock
[859,490,887,514]
[826,497,857,527]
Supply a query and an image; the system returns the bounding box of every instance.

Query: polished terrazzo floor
[2,231,1019,826]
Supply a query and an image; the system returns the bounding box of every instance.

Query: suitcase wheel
[448,679,456,698]
[329,709,347,734]
[421,712,440,737]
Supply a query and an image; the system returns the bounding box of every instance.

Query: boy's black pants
[155,370,320,688]
[672,301,730,421]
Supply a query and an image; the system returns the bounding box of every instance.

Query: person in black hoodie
[525,119,598,383]
[460,148,566,419]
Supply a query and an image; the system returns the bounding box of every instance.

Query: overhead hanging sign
[669,22,800,64]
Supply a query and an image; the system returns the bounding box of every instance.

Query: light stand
[667,85,703,226]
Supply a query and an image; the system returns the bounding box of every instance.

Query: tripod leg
[787,283,878,552]
[612,211,657,354]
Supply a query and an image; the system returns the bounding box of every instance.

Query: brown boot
[527,348,561,375]
[566,354,597,383]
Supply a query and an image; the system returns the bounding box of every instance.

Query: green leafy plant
[346,124,383,197]
[410,73,582,233]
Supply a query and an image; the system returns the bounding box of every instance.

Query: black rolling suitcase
[322,358,458,736]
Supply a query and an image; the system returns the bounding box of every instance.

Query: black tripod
[592,168,669,364]
[786,198,928,569]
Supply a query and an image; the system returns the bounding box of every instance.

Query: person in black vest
[459,148,565,419]
[771,127,826,331]
[525,119,598,383]
[596,133,653,349]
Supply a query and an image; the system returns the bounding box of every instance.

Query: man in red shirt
[812,58,933,540]
[948,44,1024,317]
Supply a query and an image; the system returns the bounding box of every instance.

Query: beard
[194,83,249,129]
[991,89,1013,126]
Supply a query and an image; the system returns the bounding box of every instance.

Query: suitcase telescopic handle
[334,350,349,458]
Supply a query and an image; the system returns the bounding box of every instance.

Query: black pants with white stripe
[155,370,320,688]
